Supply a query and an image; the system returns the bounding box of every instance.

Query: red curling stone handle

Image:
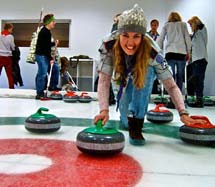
[186,116,215,129]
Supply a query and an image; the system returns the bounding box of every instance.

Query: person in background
[147,19,159,41]
[35,13,60,99]
[147,19,160,94]
[157,12,191,93]
[187,16,208,108]
[111,13,122,33]
[94,4,205,146]
[95,13,122,105]
[0,23,15,89]
[60,56,78,91]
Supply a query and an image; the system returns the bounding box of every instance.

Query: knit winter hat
[118,4,147,35]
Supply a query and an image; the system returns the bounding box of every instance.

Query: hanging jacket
[12,46,24,86]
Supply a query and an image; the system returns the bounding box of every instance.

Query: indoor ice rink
[0,0,214,187]
[0,89,214,187]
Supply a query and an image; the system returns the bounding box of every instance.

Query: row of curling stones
[49,91,63,100]
[187,96,215,106]
[154,95,168,105]
[63,91,92,103]
[49,91,93,103]
[76,120,125,155]
[25,107,61,133]
[179,116,215,147]
[203,96,215,106]
[146,104,173,123]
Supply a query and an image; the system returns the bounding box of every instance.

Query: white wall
[0,0,214,95]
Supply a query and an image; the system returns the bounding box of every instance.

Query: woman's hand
[94,110,109,126]
[186,53,190,62]
[50,59,54,65]
[55,39,59,46]
[180,115,206,126]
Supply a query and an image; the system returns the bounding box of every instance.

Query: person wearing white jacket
[157,12,191,93]
[0,23,15,89]
[187,16,208,108]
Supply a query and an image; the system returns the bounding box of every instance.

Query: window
[1,19,71,47]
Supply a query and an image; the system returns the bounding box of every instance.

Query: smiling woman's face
[119,32,142,55]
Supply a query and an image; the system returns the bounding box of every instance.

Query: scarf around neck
[1,30,11,36]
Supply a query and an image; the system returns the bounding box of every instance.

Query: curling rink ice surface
[0,88,215,187]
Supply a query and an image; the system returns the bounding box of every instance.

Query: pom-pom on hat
[118,4,147,35]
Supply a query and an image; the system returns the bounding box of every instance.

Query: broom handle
[160,82,164,98]
[46,42,58,90]
[67,72,79,90]
[184,62,188,107]
[38,8,43,29]
[47,63,53,89]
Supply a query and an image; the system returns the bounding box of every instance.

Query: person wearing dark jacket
[35,14,60,99]
[147,19,160,94]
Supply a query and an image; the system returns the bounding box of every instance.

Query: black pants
[191,59,207,97]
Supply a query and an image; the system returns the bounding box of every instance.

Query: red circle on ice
[0,139,142,187]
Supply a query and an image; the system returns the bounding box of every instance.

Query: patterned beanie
[118,4,147,35]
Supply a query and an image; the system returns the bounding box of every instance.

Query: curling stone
[187,96,196,106]
[25,107,61,133]
[78,92,92,103]
[146,104,173,123]
[203,96,214,106]
[179,116,215,146]
[49,91,63,100]
[165,98,175,109]
[154,96,168,105]
[76,120,125,155]
[63,91,79,103]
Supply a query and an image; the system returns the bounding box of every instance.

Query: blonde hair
[168,12,182,22]
[188,16,203,32]
[113,35,151,89]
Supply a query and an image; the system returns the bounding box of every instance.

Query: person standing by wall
[0,23,15,89]
[157,12,191,93]
[111,13,122,33]
[35,14,60,99]
[147,19,160,94]
[147,19,159,41]
[187,16,208,107]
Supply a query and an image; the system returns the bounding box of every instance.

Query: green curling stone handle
[30,107,57,119]
[83,120,119,135]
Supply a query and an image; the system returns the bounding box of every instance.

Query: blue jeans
[35,55,60,95]
[167,59,186,91]
[119,66,156,128]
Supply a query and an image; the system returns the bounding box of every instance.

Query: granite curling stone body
[146,104,173,123]
[76,120,125,155]
[179,116,215,146]
[25,107,61,133]
[49,91,63,100]
[63,91,79,103]
[78,92,92,103]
